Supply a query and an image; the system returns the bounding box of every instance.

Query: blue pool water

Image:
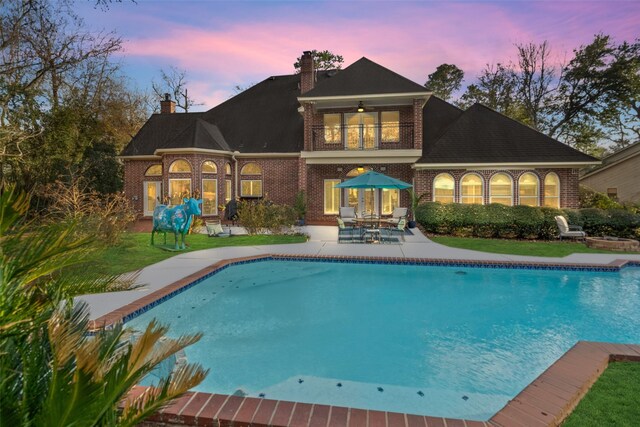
[126,260,640,420]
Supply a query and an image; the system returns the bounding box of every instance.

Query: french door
[346,188,378,217]
[345,112,377,150]
[143,181,162,216]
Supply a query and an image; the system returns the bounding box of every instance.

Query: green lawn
[84,232,306,276]
[563,362,640,427]
[430,236,639,257]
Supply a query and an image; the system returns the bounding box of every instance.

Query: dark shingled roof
[201,73,307,152]
[121,112,205,156]
[422,96,464,145]
[158,118,231,151]
[121,72,329,156]
[420,101,598,164]
[301,57,428,98]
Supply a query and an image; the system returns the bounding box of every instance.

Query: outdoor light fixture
[357,101,364,112]
[357,165,364,172]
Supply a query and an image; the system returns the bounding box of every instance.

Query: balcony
[312,123,414,151]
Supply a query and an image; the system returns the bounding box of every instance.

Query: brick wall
[306,163,413,222]
[125,155,300,217]
[237,158,299,205]
[414,168,580,208]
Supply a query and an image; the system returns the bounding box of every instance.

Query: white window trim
[544,172,560,208]
[143,181,162,216]
[324,179,341,215]
[489,173,514,206]
[380,111,400,143]
[433,173,455,204]
[225,179,232,203]
[168,178,192,205]
[460,172,484,205]
[202,178,218,216]
[168,159,192,173]
[381,188,400,214]
[202,160,218,174]
[240,163,263,175]
[145,165,163,176]
[240,179,263,197]
[518,172,540,206]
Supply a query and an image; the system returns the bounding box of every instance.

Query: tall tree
[457,63,524,121]
[0,0,148,193]
[424,63,464,101]
[152,66,202,112]
[293,50,344,72]
[515,41,558,131]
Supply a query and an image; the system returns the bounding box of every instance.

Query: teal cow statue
[151,197,202,250]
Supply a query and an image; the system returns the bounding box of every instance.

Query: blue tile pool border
[89,254,640,330]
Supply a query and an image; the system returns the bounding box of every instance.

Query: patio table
[354,218,394,243]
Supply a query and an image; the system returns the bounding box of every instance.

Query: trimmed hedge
[416,202,640,240]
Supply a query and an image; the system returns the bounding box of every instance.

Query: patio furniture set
[337,207,408,244]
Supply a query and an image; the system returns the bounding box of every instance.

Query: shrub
[38,178,136,246]
[580,186,623,209]
[415,202,640,240]
[237,198,296,235]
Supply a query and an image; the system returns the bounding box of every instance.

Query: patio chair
[205,220,231,238]
[381,218,406,243]
[337,217,361,243]
[386,207,408,225]
[339,206,357,225]
[554,216,586,241]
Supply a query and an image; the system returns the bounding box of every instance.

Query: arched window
[225,163,232,175]
[145,164,162,176]
[202,160,217,174]
[489,173,513,205]
[240,162,262,175]
[519,172,539,206]
[460,173,484,204]
[346,166,372,177]
[240,162,262,197]
[169,159,191,173]
[433,173,455,204]
[544,173,560,208]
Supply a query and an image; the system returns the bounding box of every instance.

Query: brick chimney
[300,51,315,94]
[160,93,176,114]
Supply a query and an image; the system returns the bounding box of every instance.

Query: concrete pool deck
[81,225,640,321]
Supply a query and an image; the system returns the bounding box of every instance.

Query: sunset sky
[77,0,640,111]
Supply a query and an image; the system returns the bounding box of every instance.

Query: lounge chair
[381,218,406,243]
[205,220,231,237]
[555,216,586,241]
[339,206,357,225]
[337,217,360,243]
[386,207,408,225]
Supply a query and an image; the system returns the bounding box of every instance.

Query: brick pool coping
[129,341,640,427]
[93,254,640,426]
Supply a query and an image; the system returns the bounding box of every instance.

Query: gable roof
[301,57,428,98]
[419,102,598,165]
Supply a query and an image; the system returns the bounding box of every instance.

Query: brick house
[120,52,598,223]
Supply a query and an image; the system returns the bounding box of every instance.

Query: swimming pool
[125,259,640,420]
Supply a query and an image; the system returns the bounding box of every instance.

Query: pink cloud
[115,1,640,110]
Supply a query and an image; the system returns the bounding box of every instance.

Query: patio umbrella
[335,170,412,217]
